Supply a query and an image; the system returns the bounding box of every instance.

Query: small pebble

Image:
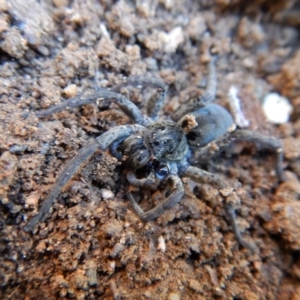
[53,0,68,8]
[262,93,293,124]
[169,292,181,300]
[63,84,77,98]
[0,19,8,33]
[164,26,184,53]
[101,189,114,200]
[157,235,166,252]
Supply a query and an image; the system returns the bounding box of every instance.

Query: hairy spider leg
[24,124,145,232]
[126,76,168,120]
[95,125,145,149]
[172,56,217,122]
[181,164,256,252]
[114,76,168,120]
[231,129,285,182]
[110,139,125,160]
[27,90,150,126]
[94,76,167,120]
[24,141,99,232]
[193,127,284,182]
[181,165,227,189]
[184,125,284,251]
[225,203,257,252]
[193,126,238,162]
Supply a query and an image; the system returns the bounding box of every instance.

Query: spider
[23,56,284,251]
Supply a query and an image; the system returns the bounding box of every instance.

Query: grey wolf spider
[24,56,284,251]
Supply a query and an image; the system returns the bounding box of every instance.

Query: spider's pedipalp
[127,170,156,187]
[127,174,184,221]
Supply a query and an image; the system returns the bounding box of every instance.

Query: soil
[1,0,300,299]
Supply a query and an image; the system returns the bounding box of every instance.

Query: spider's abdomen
[181,104,234,147]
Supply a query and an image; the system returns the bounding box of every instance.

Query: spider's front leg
[24,124,145,232]
[127,163,184,221]
[24,89,151,126]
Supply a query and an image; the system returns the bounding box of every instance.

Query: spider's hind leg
[192,127,284,182]
[172,55,217,122]
[231,129,285,182]
[125,76,168,120]
[225,202,257,252]
[181,164,256,252]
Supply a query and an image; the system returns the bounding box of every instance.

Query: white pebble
[164,26,184,53]
[262,93,293,124]
[63,84,77,98]
[100,23,110,38]
[157,235,166,252]
[101,189,114,200]
[109,261,115,273]
[169,293,181,300]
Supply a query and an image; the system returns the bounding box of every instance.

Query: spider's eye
[155,164,169,180]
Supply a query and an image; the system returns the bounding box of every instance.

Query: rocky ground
[1,0,300,299]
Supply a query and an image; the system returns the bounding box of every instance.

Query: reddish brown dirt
[1,0,300,299]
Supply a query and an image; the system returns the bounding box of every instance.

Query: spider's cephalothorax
[121,121,188,170]
[24,57,285,252]
[145,121,188,161]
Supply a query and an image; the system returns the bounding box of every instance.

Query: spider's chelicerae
[24,56,284,251]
